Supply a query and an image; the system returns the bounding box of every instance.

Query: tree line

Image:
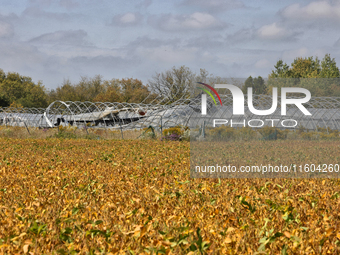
[243,54,340,97]
[0,70,48,108]
[0,53,339,108]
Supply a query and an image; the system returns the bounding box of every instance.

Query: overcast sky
[0,0,340,89]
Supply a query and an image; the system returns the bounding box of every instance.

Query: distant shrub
[162,126,184,136]
[84,134,100,140]
[54,131,76,139]
[161,126,189,141]
[235,126,257,141]
[207,126,257,141]
[205,125,340,141]
[54,125,77,139]
[161,133,181,141]
[258,126,279,140]
[207,125,235,141]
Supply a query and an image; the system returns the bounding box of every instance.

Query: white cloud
[127,36,180,48]
[121,13,136,23]
[335,37,340,47]
[181,0,245,12]
[0,41,60,80]
[281,1,340,21]
[149,12,226,31]
[282,47,310,60]
[185,34,225,49]
[22,6,72,20]
[135,0,152,9]
[136,45,197,63]
[29,0,80,9]
[110,12,143,26]
[29,30,91,46]
[255,59,271,69]
[2,0,340,89]
[257,22,290,40]
[0,21,13,38]
[227,28,255,43]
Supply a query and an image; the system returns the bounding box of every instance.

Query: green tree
[94,78,153,103]
[242,76,267,94]
[320,54,340,78]
[269,60,290,78]
[267,54,340,96]
[0,93,10,107]
[0,69,48,108]
[120,78,152,103]
[291,57,320,78]
[74,75,104,102]
[0,70,10,107]
[93,79,121,103]
[269,57,321,79]
[48,76,105,103]
[17,81,48,108]
[49,76,153,104]
[48,79,79,103]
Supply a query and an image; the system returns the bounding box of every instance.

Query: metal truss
[0,93,339,131]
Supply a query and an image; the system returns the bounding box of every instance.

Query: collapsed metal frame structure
[0,93,340,131]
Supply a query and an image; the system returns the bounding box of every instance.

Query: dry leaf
[326,228,335,237]
[227,227,235,233]
[23,244,29,254]
[284,231,291,238]
[225,237,232,244]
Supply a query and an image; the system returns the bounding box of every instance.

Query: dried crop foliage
[0,126,149,140]
[0,138,340,254]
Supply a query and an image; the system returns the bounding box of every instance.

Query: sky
[0,0,340,90]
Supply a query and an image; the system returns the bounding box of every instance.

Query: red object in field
[138,110,146,116]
